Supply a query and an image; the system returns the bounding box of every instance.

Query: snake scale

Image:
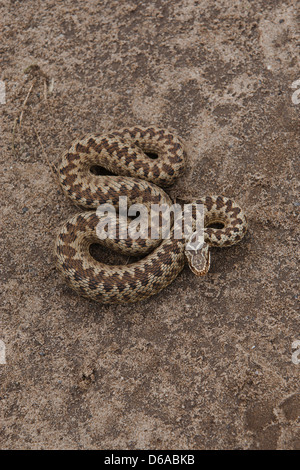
[55,127,247,304]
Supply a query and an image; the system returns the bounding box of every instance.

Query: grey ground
[0,0,299,449]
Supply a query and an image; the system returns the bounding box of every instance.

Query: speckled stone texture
[0,0,299,450]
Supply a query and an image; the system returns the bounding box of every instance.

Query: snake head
[184,233,211,277]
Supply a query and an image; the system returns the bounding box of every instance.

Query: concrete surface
[0,0,299,449]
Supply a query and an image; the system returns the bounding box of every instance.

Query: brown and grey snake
[55,127,247,304]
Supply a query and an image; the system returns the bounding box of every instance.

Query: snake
[55,126,247,304]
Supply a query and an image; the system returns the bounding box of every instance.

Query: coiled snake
[55,127,247,304]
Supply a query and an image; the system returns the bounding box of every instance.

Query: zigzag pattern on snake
[55,127,247,304]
